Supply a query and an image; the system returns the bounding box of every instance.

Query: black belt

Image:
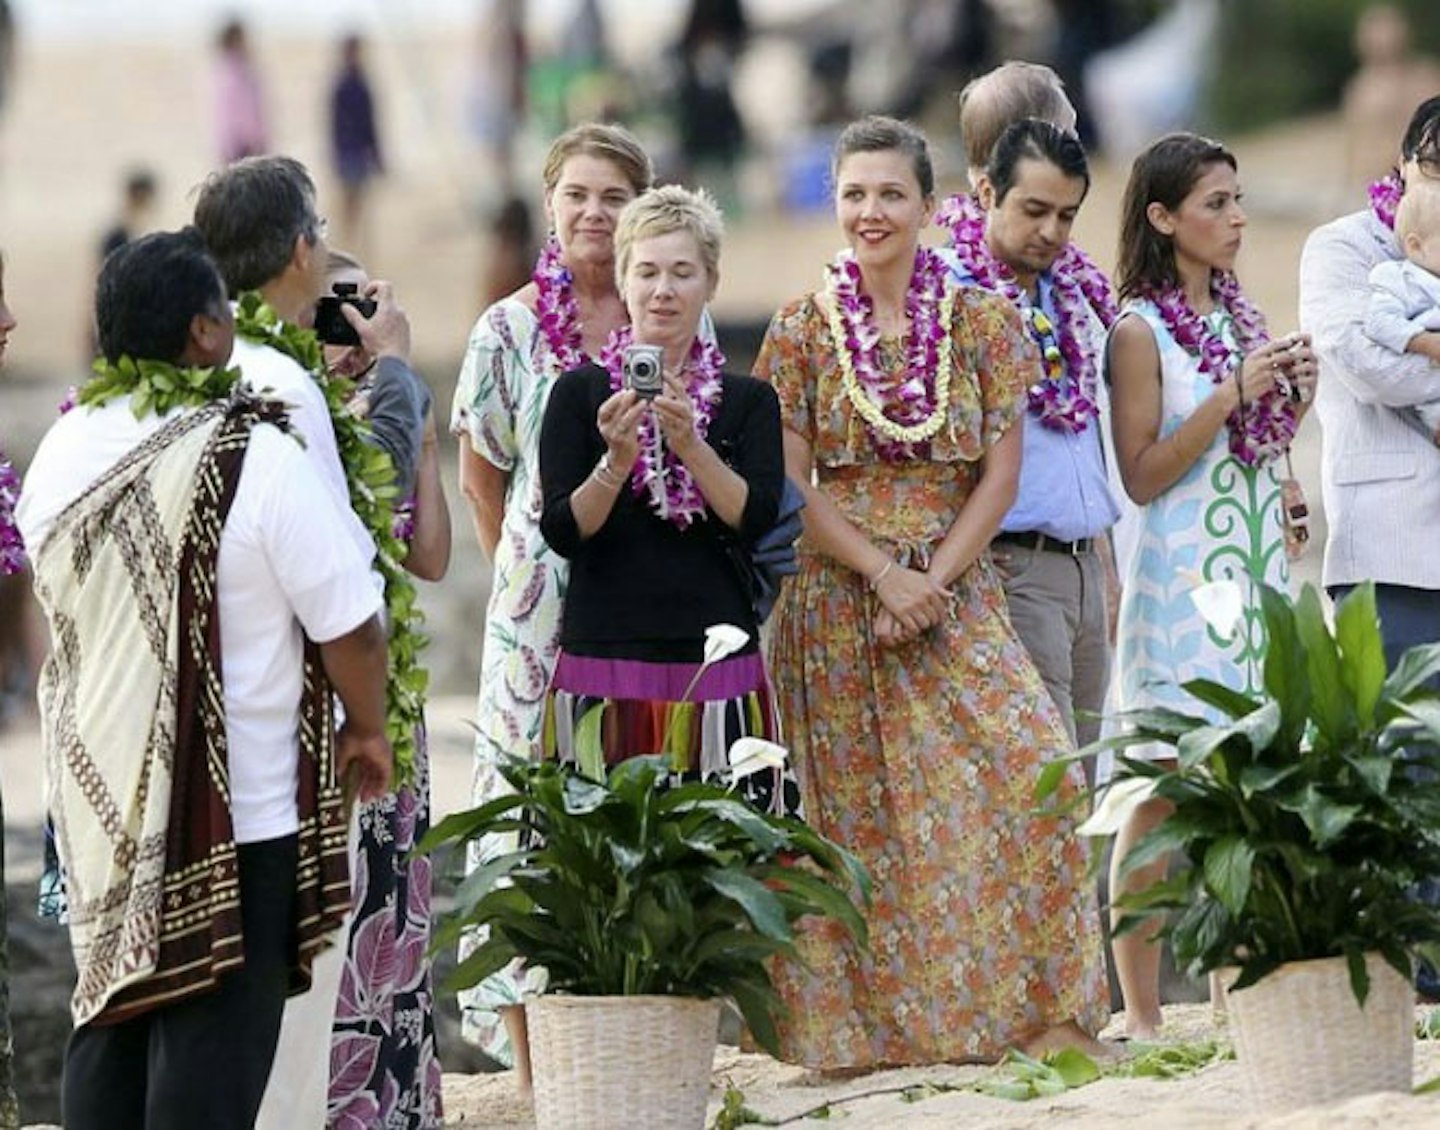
[993,530,1096,556]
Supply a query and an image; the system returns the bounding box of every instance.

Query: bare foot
[1121,1013,1164,1041]
[1018,1020,1117,1061]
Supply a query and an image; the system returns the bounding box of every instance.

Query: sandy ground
[0,14,1398,1130]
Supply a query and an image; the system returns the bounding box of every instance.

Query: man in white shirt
[19,230,391,1129]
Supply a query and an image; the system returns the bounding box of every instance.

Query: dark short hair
[193,155,319,296]
[1116,132,1236,301]
[96,227,228,364]
[986,119,1090,204]
[1403,96,1440,167]
[832,115,934,197]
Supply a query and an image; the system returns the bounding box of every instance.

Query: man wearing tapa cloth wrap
[15,229,391,1130]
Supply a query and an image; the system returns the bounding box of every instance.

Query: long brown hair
[1115,133,1236,302]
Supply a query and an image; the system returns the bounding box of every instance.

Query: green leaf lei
[233,291,426,786]
[80,354,243,418]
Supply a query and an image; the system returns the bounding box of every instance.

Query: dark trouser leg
[62,835,298,1130]
[1330,582,1440,999]
[146,835,298,1130]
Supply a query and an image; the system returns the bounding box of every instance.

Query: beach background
[1,0,1436,1125]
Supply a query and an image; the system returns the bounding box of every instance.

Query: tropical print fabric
[449,297,567,1063]
[326,744,442,1127]
[752,291,1109,1067]
[1113,300,1290,761]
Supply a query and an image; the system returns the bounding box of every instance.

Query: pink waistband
[551,650,767,701]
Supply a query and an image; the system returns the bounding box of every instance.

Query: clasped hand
[873,564,950,647]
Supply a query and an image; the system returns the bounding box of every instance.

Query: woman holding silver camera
[538,185,795,808]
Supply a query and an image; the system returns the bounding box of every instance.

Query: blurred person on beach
[467,0,527,202]
[1300,98,1440,997]
[99,168,158,263]
[753,115,1109,1069]
[84,167,159,358]
[1108,133,1316,1039]
[255,249,446,1128]
[448,121,652,1095]
[672,0,749,198]
[329,33,384,252]
[1363,176,1440,442]
[16,228,391,1130]
[938,66,1125,768]
[213,17,269,165]
[0,249,23,1130]
[1343,4,1440,193]
[479,194,537,310]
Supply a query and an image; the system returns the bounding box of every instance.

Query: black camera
[622,343,665,399]
[314,282,377,346]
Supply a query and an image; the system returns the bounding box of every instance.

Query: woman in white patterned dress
[1104,133,1319,1038]
[449,123,652,1089]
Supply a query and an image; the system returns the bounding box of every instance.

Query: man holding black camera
[193,155,429,502]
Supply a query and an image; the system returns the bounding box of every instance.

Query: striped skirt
[543,650,801,819]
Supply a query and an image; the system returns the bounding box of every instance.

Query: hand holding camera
[621,343,665,399]
[1272,331,1317,404]
[314,279,411,362]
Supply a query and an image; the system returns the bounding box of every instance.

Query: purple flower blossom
[1370,172,1402,231]
[533,236,587,370]
[0,454,26,575]
[936,192,1110,433]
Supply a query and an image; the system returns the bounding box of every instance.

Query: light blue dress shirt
[946,262,1120,541]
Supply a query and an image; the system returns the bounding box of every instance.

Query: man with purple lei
[942,112,1120,761]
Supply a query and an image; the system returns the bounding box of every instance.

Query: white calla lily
[703,623,749,665]
[1077,776,1158,838]
[1181,571,1245,642]
[728,738,789,781]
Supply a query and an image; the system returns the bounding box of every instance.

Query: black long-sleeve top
[539,363,783,660]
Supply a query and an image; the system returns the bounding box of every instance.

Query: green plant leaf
[573,703,607,784]
[729,976,782,1057]
[1260,581,1310,747]
[1238,761,1301,798]
[1178,677,1261,721]
[1333,582,1387,728]
[1289,785,1361,847]
[1047,1047,1101,1087]
[1175,723,1237,771]
[1203,837,1255,917]
[704,869,792,941]
[413,791,526,856]
[1294,583,1356,747]
[1345,946,1371,1007]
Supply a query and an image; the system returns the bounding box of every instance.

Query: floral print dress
[753,290,1109,1068]
[1112,300,1290,757]
[448,297,565,1061]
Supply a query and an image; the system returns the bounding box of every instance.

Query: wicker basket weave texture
[1224,952,1414,1112]
[527,995,721,1130]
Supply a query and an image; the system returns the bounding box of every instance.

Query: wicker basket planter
[527,994,722,1130]
[1223,952,1414,1112]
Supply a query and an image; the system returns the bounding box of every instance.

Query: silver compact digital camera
[622,343,665,399]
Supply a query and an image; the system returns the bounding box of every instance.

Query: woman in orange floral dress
[752,116,1109,1068]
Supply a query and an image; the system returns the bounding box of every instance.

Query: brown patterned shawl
[32,392,350,1027]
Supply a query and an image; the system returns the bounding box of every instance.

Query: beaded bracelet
[592,454,624,490]
[869,560,895,589]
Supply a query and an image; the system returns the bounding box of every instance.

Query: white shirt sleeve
[1364,260,1432,356]
[247,426,382,643]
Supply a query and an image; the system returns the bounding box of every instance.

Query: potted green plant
[1039,581,1440,1111]
[420,746,869,1130]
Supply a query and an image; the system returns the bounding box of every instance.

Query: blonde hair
[613,185,724,290]
[958,61,1075,173]
[541,122,653,196]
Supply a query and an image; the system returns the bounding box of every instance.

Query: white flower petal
[1077,776,1157,838]
[728,738,789,780]
[703,623,749,665]
[1190,579,1245,641]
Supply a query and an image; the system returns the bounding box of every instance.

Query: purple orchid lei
[533,235,588,371]
[936,192,1116,432]
[1370,171,1403,230]
[1146,273,1296,467]
[0,450,26,575]
[825,246,950,462]
[600,326,725,528]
